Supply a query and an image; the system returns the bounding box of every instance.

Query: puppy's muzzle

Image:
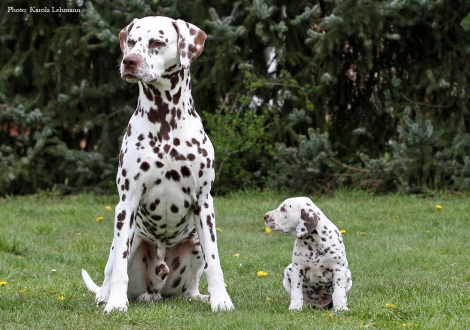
[264,213,274,227]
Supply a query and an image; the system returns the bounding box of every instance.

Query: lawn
[1,190,469,329]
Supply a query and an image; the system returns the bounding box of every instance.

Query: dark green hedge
[1,0,470,196]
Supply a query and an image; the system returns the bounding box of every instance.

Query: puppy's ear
[119,18,138,53]
[172,19,207,69]
[296,208,319,238]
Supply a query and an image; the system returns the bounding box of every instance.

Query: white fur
[264,197,352,311]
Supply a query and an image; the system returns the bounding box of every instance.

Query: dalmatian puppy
[264,197,352,311]
[81,16,234,313]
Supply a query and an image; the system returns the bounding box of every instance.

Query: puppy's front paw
[288,303,303,311]
[334,305,349,311]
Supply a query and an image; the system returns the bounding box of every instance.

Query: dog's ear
[296,208,319,238]
[119,19,138,53]
[172,19,207,69]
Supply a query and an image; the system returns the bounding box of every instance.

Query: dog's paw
[188,293,209,302]
[288,303,303,311]
[93,288,110,306]
[334,305,349,312]
[208,290,234,311]
[137,292,162,302]
[95,293,109,306]
[104,298,129,313]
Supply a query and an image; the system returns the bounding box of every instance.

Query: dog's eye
[149,39,165,48]
[127,40,136,48]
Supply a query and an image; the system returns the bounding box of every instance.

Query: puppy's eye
[127,40,136,48]
[149,39,165,48]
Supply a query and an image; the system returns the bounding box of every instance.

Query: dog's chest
[295,225,345,273]
[118,99,214,181]
[117,105,214,246]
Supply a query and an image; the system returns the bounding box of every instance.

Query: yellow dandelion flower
[216,227,222,232]
[233,253,240,258]
[19,289,26,293]
[57,296,65,301]
[386,303,396,308]
[105,205,112,210]
[96,216,104,222]
[360,231,367,235]
[340,229,346,234]
[266,297,271,302]
[402,324,407,327]
[0,281,7,286]
[339,221,344,224]
[224,282,227,287]
[265,227,272,234]
[426,230,431,233]
[435,205,442,210]
[257,271,268,277]
[77,233,81,236]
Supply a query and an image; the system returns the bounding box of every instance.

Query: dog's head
[264,197,319,238]
[119,16,206,84]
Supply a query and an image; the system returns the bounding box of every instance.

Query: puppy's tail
[81,269,100,294]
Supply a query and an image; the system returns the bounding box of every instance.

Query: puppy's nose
[263,214,269,220]
[123,54,141,70]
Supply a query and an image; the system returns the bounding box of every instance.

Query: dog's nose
[264,214,269,220]
[123,54,141,70]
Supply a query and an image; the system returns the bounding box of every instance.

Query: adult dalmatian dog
[264,197,352,311]
[81,16,234,313]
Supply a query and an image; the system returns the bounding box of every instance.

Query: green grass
[1,190,470,329]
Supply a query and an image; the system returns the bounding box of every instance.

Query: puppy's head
[264,197,319,238]
[119,16,206,84]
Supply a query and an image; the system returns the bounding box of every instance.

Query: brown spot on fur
[301,208,319,233]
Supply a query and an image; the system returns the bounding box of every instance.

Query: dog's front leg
[332,271,349,311]
[194,193,234,311]
[94,242,116,305]
[288,265,305,311]
[104,203,135,313]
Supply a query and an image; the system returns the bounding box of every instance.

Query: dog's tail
[81,269,100,293]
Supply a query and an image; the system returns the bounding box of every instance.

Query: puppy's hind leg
[283,263,294,299]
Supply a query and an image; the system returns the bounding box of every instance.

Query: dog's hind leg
[132,240,169,302]
[161,235,207,302]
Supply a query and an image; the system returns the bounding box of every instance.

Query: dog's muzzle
[121,54,143,81]
[264,213,275,229]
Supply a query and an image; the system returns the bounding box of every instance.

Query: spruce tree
[2,0,470,195]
